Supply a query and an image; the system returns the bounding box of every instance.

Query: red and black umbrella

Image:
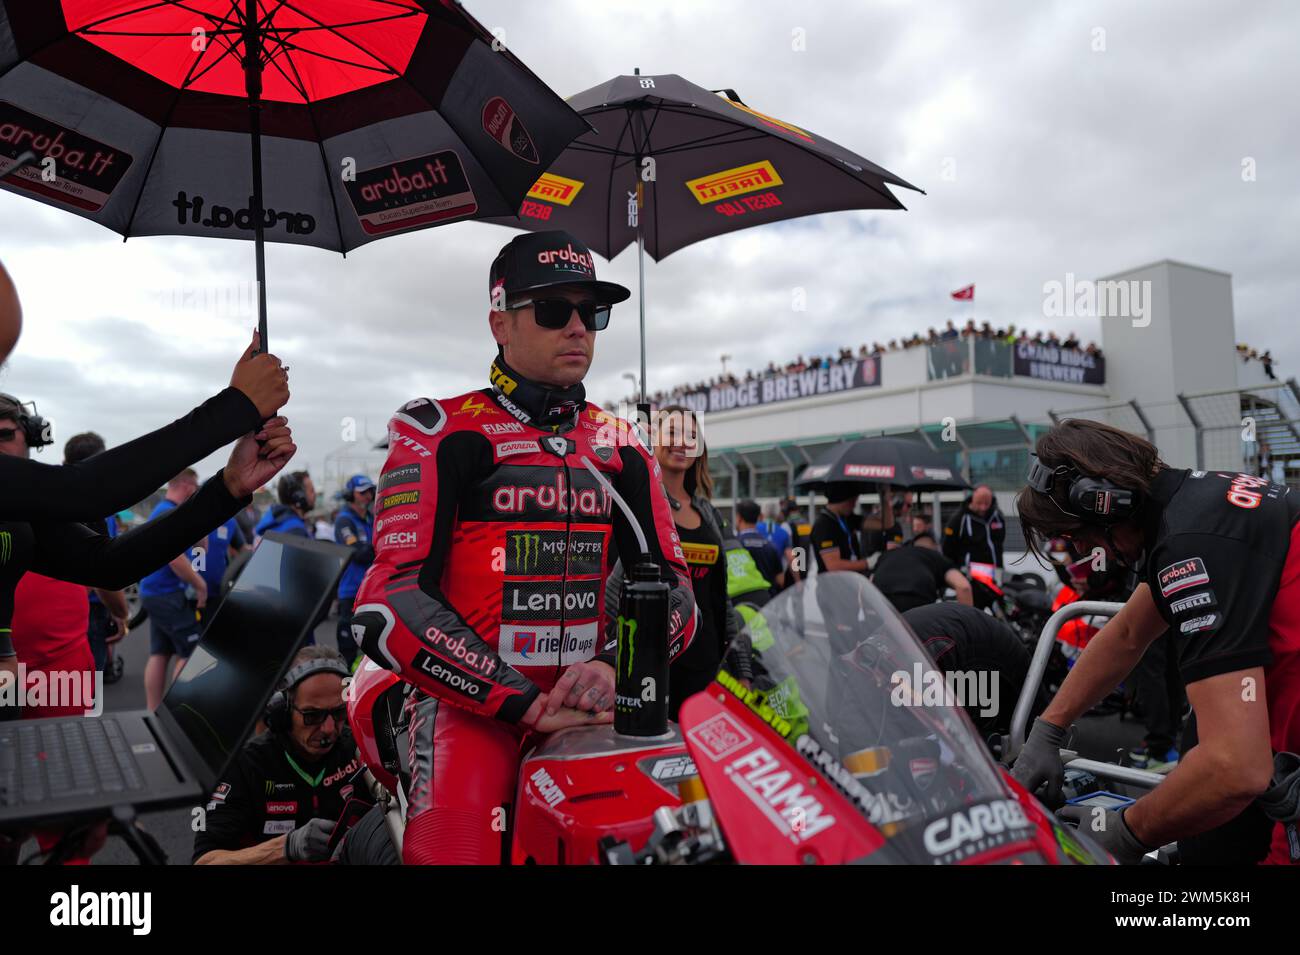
[796,437,969,492]
[485,71,923,400]
[0,0,588,345]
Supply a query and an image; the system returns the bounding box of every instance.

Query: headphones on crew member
[278,473,310,512]
[264,657,352,734]
[1025,453,1140,526]
[0,392,53,449]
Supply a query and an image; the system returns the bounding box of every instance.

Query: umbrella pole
[637,205,647,406]
[243,0,269,352]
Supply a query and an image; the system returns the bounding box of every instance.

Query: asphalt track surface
[71,609,1143,864]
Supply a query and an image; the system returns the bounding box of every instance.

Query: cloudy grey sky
[2,0,1296,498]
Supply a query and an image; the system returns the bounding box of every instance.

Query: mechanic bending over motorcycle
[194,648,362,864]
[1012,420,1300,865]
[603,406,754,720]
[350,230,697,865]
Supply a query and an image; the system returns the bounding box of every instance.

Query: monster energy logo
[0,531,10,563]
[616,615,637,679]
[513,532,542,572]
[265,780,274,795]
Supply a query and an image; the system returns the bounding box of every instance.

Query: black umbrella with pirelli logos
[795,437,969,493]
[483,70,922,403]
[0,0,589,347]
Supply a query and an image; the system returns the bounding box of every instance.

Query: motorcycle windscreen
[684,572,1037,864]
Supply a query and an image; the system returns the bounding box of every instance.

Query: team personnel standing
[138,469,208,711]
[333,475,375,667]
[193,647,362,864]
[942,484,1006,571]
[1012,420,1300,865]
[810,485,870,575]
[351,231,697,864]
[733,499,784,594]
[196,514,247,628]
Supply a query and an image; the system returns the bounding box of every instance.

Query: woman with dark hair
[1011,419,1300,866]
[603,406,751,720]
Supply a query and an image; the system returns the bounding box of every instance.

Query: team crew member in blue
[256,471,314,538]
[139,468,208,711]
[197,515,247,628]
[333,474,375,667]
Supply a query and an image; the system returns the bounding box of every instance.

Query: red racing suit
[351,363,697,863]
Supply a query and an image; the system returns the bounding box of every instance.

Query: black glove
[1010,717,1069,805]
[1056,805,1151,865]
[284,818,336,863]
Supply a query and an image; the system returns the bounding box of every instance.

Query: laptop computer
[0,532,350,827]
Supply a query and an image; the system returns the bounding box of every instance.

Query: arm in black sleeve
[0,388,259,523]
[29,471,249,590]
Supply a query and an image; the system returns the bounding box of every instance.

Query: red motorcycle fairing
[1000,769,1113,865]
[511,725,691,865]
[347,657,403,793]
[678,688,885,865]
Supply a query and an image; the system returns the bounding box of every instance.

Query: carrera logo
[423,626,499,678]
[923,800,1031,861]
[526,171,585,206]
[482,96,539,164]
[1180,614,1220,634]
[1169,590,1216,615]
[483,421,525,435]
[498,623,598,666]
[685,160,783,205]
[725,745,837,843]
[380,490,420,511]
[265,801,298,815]
[1158,558,1209,597]
[380,531,418,548]
[688,711,753,762]
[495,440,538,459]
[378,463,421,491]
[411,649,491,699]
[536,241,594,275]
[843,464,895,479]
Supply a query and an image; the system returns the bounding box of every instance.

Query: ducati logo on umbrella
[482,97,539,164]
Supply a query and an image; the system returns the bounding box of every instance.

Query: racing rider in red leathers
[351,231,697,865]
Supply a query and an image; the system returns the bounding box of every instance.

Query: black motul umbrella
[485,71,922,400]
[796,437,970,492]
[0,0,589,347]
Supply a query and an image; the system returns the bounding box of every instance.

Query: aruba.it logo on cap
[536,242,593,275]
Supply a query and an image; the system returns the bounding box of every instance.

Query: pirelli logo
[379,489,420,511]
[680,541,720,565]
[725,100,814,142]
[526,172,585,206]
[685,160,783,204]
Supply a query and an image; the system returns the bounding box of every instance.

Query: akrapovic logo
[379,489,420,511]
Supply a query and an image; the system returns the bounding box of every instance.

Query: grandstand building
[681,260,1296,548]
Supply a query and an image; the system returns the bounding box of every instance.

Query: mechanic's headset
[0,392,53,449]
[264,658,352,733]
[1025,453,1139,526]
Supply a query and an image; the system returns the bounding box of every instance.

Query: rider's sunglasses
[294,704,346,727]
[511,297,611,332]
[0,427,17,442]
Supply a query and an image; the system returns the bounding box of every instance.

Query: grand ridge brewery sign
[672,358,880,415]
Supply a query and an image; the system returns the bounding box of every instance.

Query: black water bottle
[614,561,670,737]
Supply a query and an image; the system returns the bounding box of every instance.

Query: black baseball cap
[489,230,631,308]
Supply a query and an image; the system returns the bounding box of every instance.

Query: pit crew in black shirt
[1011,420,1300,865]
[194,649,363,865]
[872,532,972,613]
